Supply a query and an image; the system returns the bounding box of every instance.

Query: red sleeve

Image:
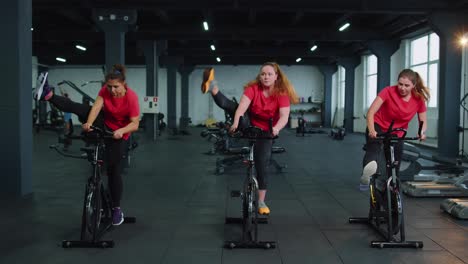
[127,89,140,118]
[98,86,108,98]
[377,86,390,101]
[278,95,290,108]
[418,99,427,113]
[243,86,255,100]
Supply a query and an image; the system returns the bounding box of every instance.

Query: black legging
[49,95,125,207]
[363,123,403,177]
[213,92,272,189]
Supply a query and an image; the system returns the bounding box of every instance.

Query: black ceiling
[32,0,468,66]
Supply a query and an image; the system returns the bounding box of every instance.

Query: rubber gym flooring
[1,127,467,264]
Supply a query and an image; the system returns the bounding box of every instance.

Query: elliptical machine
[349,121,424,249]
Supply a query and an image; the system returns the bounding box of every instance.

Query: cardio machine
[50,126,136,248]
[349,121,424,249]
[400,144,468,197]
[224,125,277,249]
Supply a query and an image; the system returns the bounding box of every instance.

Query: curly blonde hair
[244,62,299,104]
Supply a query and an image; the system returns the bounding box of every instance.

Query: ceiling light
[210,45,216,51]
[203,21,209,31]
[75,45,87,51]
[98,16,104,21]
[31,27,34,31]
[339,22,350,32]
[460,34,468,46]
[216,57,221,62]
[56,57,66,63]
[296,58,302,62]
[109,14,116,20]
[123,16,129,21]
[310,45,317,51]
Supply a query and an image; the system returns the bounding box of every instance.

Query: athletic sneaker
[112,207,124,226]
[360,161,377,185]
[201,67,214,94]
[258,201,270,215]
[34,72,53,101]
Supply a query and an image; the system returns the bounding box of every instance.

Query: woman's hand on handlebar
[419,132,427,141]
[113,129,124,139]
[272,127,280,136]
[368,129,378,139]
[82,123,93,132]
[229,122,238,134]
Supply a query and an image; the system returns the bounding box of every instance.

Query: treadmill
[400,143,468,197]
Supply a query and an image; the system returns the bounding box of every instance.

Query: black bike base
[62,240,115,248]
[224,240,276,249]
[348,217,369,224]
[225,217,268,224]
[123,216,137,223]
[371,241,424,248]
[62,216,136,248]
[349,217,423,249]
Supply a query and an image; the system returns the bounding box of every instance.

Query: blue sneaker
[34,72,53,101]
[112,207,124,226]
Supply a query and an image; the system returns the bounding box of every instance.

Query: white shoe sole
[360,161,377,185]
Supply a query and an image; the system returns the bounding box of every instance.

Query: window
[338,66,346,109]
[364,54,378,108]
[409,33,439,107]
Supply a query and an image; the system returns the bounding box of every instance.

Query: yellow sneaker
[258,202,270,215]
[201,67,215,94]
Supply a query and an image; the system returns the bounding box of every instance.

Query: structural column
[0,0,32,197]
[318,64,337,127]
[338,56,360,132]
[178,65,194,134]
[164,56,184,134]
[430,12,464,157]
[368,40,400,92]
[92,9,137,72]
[140,40,166,139]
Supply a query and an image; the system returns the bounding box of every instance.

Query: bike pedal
[230,190,241,197]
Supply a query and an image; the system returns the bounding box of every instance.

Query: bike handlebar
[230,126,278,140]
[375,120,423,141]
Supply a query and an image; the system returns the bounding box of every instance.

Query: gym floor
[1,127,467,264]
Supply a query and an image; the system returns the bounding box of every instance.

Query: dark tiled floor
[1,127,468,264]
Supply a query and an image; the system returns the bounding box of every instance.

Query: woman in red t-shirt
[360,69,430,188]
[35,64,140,226]
[201,62,299,215]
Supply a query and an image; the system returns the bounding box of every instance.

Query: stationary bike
[50,126,136,248]
[224,125,277,249]
[349,121,424,249]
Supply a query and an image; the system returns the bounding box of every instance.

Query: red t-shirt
[374,85,426,134]
[98,86,140,140]
[244,84,290,131]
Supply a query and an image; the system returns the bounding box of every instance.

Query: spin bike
[50,126,136,248]
[349,121,424,249]
[224,125,276,249]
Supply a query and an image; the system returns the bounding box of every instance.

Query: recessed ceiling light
[310,45,317,51]
[56,57,66,62]
[210,45,216,51]
[296,58,302,62]
[339,23,350,32]
[75,45,87,51]
[216,57,221,62]
[203,21,209,31]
